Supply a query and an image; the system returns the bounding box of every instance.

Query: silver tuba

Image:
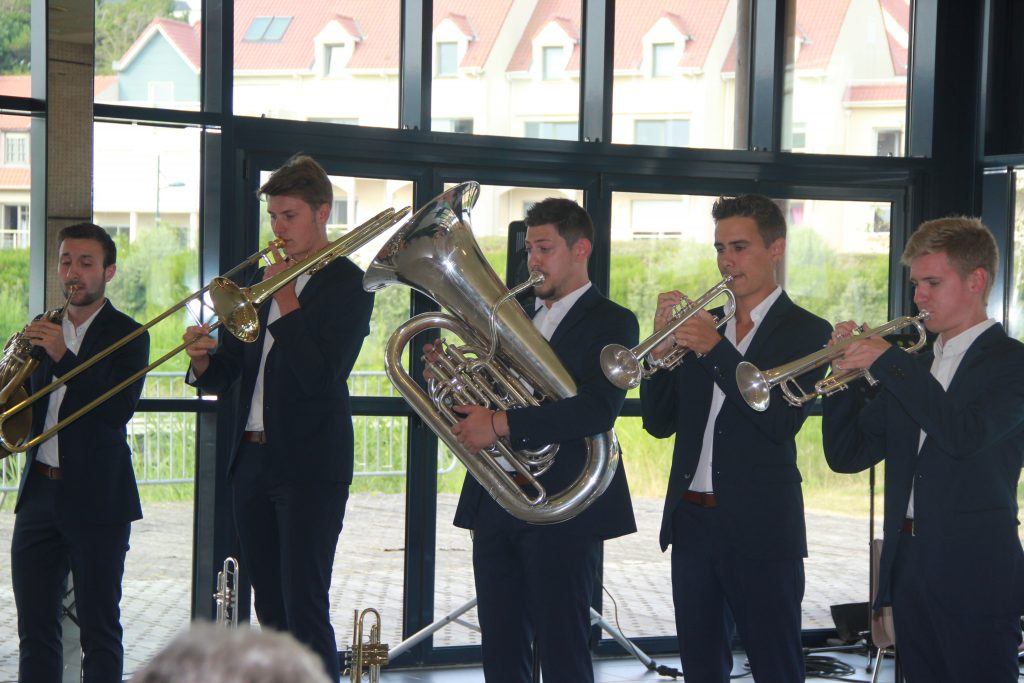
[363,181,619,524]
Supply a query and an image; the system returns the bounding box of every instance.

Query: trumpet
[0,207,410,453]
[213,556,239,627]
[343,608,388,682]
[600,276,735,390]
[735,311,930,411]
[0,286,77,458]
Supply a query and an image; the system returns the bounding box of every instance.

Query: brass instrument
[0,286,78,458]
[364,181,619,524]
[213,556,239,627]
[600,276,735,390]
[736,311,930,411]
[0,207,410,453]
[343,608,388,683]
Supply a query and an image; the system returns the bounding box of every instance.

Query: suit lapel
[943,322,1003,397]
[548,285,600,349]
[742,291,793,361]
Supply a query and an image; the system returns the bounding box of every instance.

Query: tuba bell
[363,181,620,524]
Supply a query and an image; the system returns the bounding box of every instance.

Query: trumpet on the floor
[736,311,930,411]
[213,556,239,627]
[343,608,388,683]
[600,276,735,390]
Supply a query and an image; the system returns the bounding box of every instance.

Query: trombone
[0,207,410,453]
[735,311,930,412]
[600,276,735,390]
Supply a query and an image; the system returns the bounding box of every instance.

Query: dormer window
[244,16,292,42]
[437,42,458,77]
[651,42,675,77]
[324,44,346,77]
[542,45,564,80]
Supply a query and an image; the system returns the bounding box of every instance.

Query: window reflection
[783,0,911,156]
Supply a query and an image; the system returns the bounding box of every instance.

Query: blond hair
[901,216,999,302]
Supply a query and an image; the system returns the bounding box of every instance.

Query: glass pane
[611,1,739,149]
[431,0,581,141]
[94,122,201,382]
[0,0,31,87]
[783,0,911,155]
[95,1,202,110]
[1009,169,1024,340]
[0,111,31,343]
[234,2,401,126]
[607,190,891,632]
[254,172,414,397]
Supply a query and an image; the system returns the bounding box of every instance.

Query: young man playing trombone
[640,195,831,683]
[184,154,375,680]
[822,217,1024,683]
[11,222,150,683]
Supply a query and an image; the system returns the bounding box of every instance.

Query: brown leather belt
[241,430,267,445]
[901,517,915,535]
[683,490,717,508]
[32,461,62,480]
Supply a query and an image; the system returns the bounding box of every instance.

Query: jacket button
[684,473,691,479]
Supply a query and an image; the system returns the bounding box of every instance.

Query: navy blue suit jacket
[453,285,640,540]
[16,300,149,525]
[641,292,831,558]
[189,256,374,483]
[823,323,1024,617]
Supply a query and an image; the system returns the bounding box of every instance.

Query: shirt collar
[933,318,996,360]
[725,285,783,324]
[534,281,592,314]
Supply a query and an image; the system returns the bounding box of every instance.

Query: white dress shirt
[36,301,107,467]
[244,273,310,431]
[907,317,996,518]
[533,281,592,342]
[690,286,784,493]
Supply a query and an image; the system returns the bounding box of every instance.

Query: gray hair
[128,623,331,683]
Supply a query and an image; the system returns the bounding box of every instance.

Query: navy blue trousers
[891,533,1022,683]
[471,502,601,683]
[11,472,131,683]
[669,501,805,683]
[232,441,349,681]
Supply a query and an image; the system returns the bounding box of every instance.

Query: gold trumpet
[735,311,930,411]
[0,207,410,453]
[344,608,388,683]
[600,276,735,390]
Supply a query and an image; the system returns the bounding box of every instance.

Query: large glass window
[234,2,401,126]
[783,0,911,156]
[0,113,31,342]
[1009,169,1024,340]
[95,0,202,110]
[611,1,738,149]
[607,190,891,631]
[0,1,31,92]
[431,0,581,140]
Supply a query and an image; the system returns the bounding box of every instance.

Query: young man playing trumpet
[184,154,374,680]
[11,222,149,683]
[822,217,1024,683]
[640,195,831,683]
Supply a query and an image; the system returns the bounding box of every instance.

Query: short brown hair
[524,197,594,248]
[711,194,786,247]
[258,153,332,213]
[902,216,999,301]
[57,222,117,268]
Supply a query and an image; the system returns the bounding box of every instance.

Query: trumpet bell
[600,344,642,391]
[735,361,771,412]
[208,277,259,343]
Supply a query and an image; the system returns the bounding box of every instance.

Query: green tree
[0,0,30,74]
[95,0,175,75]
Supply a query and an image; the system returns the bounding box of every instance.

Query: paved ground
[0,495,873,682]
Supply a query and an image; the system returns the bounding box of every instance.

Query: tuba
[363,181,619,524]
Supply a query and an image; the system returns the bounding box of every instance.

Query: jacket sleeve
[505,306,640,448]
[868,342,1024,460]
[640,366,679,439]
[187,323,245,395]
[821,379,888,473]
